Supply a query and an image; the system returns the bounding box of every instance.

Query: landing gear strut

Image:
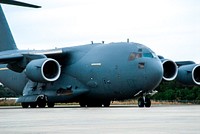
[138,97,151,108]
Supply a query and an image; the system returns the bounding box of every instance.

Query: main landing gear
[21,96,55,108]
[138,97,151,108]
[21,102,55,108]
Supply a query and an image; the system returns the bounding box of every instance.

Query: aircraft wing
[158,55,196,67]
[175,60,200,86]
[0,48,64,63]
[175,61,196,67]
[0,48,66,73]
[0,53,23,64]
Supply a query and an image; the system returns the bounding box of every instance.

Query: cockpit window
[128,53,136,61]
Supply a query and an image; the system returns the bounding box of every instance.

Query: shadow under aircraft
[0,0,200,108]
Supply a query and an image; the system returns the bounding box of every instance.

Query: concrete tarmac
[0,105,200,134]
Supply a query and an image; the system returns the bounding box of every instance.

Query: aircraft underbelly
[16,71,89,103]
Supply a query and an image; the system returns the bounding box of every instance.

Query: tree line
[152,81,200,104]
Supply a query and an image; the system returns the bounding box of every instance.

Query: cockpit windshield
[143,52,155,58]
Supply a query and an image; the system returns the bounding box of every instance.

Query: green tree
[152,81,200,104]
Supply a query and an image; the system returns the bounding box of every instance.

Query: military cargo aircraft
[0,0,200,108]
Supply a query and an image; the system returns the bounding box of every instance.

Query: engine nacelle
[161,59,178,81]
[176,64,200,85]
[25,58,61,83]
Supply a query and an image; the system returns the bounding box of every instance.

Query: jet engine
[161,59,178,81]
[25,58,61,83]
[176,64,200,85]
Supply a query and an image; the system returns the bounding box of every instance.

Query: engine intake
[25,58,61,83]
[161,59,178,81]
[176,64,200,85]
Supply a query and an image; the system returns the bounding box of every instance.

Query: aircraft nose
[144,59,163,90]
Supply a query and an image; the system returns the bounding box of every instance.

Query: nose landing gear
[138,97,151,107]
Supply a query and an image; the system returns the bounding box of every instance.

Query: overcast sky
[2,0,200,62]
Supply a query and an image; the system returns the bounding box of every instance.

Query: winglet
[0,0,41,8]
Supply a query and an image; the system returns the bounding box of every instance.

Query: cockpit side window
[128,52,136,61]
[128,52,142,61]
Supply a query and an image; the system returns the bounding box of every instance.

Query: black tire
[79,101,87,107]
[38,101,46,108]
[21,103,29,108]
[30,102,37,108]
[103,101,110,107]
[145,98,151,107]
[87,102,102,107]
[138,98,145,108]
[37,97,46,108]
[47,102,55,108]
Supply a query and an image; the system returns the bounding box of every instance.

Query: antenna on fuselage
[127,38,129,43]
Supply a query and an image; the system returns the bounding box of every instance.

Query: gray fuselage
[0,42,163,102]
